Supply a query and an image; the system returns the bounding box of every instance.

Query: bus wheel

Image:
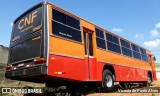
[144,75,152,87]
[102,69,114,92]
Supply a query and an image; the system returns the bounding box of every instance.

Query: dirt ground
[87,79,160,96]
[88,93,160,96]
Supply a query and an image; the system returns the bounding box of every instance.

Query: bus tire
[102,69,114,92]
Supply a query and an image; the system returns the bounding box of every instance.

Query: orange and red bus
[6,1,157,92]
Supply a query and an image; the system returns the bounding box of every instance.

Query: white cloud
[134,33,139,38]
[112,28,123,33]
[10,23,13,27]
[134,33,144,39]
[144,39,160,48]
[156,22,160,29]
[150,29,159,38]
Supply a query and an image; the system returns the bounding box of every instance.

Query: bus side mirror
[153,56,156,61]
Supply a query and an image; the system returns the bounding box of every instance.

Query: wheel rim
[105,75,112,87]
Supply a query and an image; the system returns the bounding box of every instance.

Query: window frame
[105,32,121,54]
[52,8,80,30]
[131,44,141,60]
[95,28,106,49]
[96,29,149,62]
[51,8,82,43]
[140,47,148,62]
[120,38,132,57]
[106,33,119,45]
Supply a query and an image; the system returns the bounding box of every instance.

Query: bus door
[148,54,157,81]
[83,29,97,80]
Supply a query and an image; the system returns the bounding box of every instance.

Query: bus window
[120,39,132,57]
[52,9,80,29]
[95,28,106,49]
[9,6,43,63]
[131,44,141,60]
[140,48,148,62]
[52,9,82,42]
[106,33,121,53]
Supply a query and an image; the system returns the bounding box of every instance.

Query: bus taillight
[26,64,33,67]
[34,58,46,64]
[6,65,13,70]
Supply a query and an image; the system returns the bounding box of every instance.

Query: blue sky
[0,0,160,62]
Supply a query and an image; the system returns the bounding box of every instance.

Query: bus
[5,1,157,93]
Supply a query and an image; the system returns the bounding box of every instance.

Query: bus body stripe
[47,54,149,82]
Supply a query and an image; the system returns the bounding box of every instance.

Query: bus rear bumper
[5,65,47,79]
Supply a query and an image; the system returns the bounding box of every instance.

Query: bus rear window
[12,6,42,42]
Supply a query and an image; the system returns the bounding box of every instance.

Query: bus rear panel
[5,2,48,83]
